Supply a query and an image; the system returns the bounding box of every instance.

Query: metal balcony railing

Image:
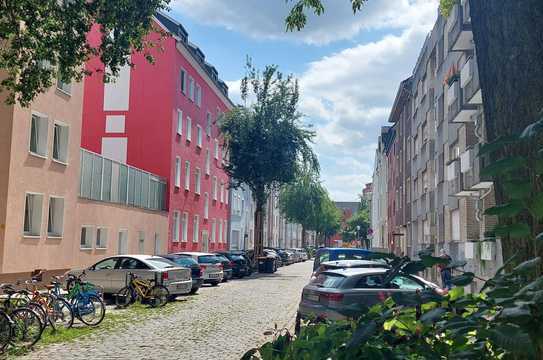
[461,56,482,105]
[448,0,473,52]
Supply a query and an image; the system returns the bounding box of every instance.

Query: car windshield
[336,252,370,261]
[199,255,220,264]
[216,255,228,262]
[167,256,198,267]
[146,257,178,269]
[313,273,346,288]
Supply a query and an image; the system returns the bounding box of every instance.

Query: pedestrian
[438,249,452,290]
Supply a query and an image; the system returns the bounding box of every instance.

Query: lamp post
[356,225,361,248]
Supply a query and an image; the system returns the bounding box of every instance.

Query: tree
[279,170,326,248]
[219,61,318,259]
[0,0,169,106]
[341,208,370,248]
[314,193,342,247]
[285,0,543,264]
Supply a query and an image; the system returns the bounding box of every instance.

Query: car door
[112,257,153,291]
[86,257,120,293]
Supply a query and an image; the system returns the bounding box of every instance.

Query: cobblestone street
[23,261,312,360]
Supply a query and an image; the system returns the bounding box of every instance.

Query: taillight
[229,261,235,267]
[321,292,344,302]
[162,271,169,281]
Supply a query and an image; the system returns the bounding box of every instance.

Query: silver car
[311,259,391,280]
[68,255,193,296]
[298,267,440,323]
[174,252,224,286]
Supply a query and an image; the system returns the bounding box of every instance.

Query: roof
[382,126,396,155]
[388,77,413,123]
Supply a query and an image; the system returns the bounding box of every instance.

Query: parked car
[263,249,282,268]
[276,249,294,266]
[288,248,302,263]
[313,248,375,272]
[297,267,440,326]
[215,252,249,278]
[67,255,193,297]
[295,248,308,261]
[230,251,254,275]
[214,254,233,282]
[174,252,223,286]
[311,260,391,280]
[158,254,203,294]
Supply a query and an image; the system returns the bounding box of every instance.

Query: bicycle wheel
[10,308,43,349]
[48,298,74,329]
[76,295,105,327]
[0,311,12,352]
[25,302,47,329]
[148,285,169,308]
[115,287,134,309]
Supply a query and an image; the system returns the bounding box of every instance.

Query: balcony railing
[447,79,479,123]
[460,146,494,191]
[79,148,167,211]
[460,56,482,105]
[448,0,473,52]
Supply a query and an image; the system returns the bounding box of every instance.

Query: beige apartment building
[0,75,168,282]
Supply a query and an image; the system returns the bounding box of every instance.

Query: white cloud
[171,0,439,45]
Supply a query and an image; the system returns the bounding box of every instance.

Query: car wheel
[211,281,219,287]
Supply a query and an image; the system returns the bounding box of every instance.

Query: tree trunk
[470,0,543,262]
[253,196,265,261]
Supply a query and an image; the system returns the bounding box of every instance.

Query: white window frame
[175,156,181,188]
[23,192,43,237]
[206,112,212,137]
[80,225,94,250]
[214,139,219,159]
[204,193,209,219]
[211,219,216,243]
[52,121,69,165]
[180,68,187,94]
[196,84,202,107]
[220,182,225,203]
[223,220,227,244]
[176,109,183,135]
[186,117,192,142]
[47,195,64,238]
[181,212,189,242]
[212,176,218,201]
[193,215,199,243]
[96,227,108,249]
[138,230,146,253]
[225,189,229,205]
[196,125,203,148]
[56,71,72,95]
[189,76,195,102]
[184,161,191,190]
[172,211,181,242]
[219,219,223,243]
[205,149,211,175]
[29,112,48,158]
[195,168,201,195]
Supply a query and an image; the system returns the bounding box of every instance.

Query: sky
[168,0,440,201]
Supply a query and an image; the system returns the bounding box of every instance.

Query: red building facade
[81,13,232,253]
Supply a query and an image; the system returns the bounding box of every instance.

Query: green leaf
[478,135,519,156]
[391,292,421,307]
[535,159,543,175]
[420,307,447,324]
[513,257,541,275]
[421,255,449,267]
[451,273,475,286]
[480,156,527,177]
[402,261,426,274]
[529,192,543,219]
[487,324,536,356]
[503,180,532,199]
[520,114,543,139]
[447,260,467,269]
[484,201,524,217]
[346,321,377,349]
[498,303,533,324]
[493,223,531,239]
[448,287,464,301]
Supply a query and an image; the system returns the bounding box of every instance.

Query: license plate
[306,294,319,302]
[176,283,189,290]
[209,273,220,279]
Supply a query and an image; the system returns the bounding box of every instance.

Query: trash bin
[258,257,275,273]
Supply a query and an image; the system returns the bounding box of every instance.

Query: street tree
[341,208,370,248]
[0,0,169,106]
[285,0,543,263]
[219,61,318,259]
[279,170,326,248]
[314,193,341,247]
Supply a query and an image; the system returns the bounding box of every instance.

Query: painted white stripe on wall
[102,137,128,164]
[104,64,131,111]
[105,115,126,133]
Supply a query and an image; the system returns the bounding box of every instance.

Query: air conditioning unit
[481,241,496,261]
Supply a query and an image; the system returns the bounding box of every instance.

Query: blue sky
[169,0,440,201]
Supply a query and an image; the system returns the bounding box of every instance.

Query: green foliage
[315,194,342,244]
[0,0,169,106]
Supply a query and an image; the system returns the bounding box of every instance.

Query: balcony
[460,146,494,191]
[447,79,478,123]
[446,159,464,196]
[460,56,482,105]
[448,0,473,52]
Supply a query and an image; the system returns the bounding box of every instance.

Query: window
[189,76,195,101]
[47,196,64,237]
[212,177,218,200]
[195,168,201,194]
[196,125,203,148]
[214,139,219,159]
[206,112,212,137]
[96,227,108,249]
[180,68,186,94]
[24,193,43,236]
[186,117,192,142]
[119,258,149,270]
[225,189,229,205]
[220,182,225,203]
[211,219,216,243]
[219,220,223,243]
[154,233,161,255]
[80,226,93,249]
[355,275,383,289]
[193,215,199,243]
[223,220,227,243]
[117,229,128,254]
[195,84,202,107]
[93,258,117,270]
[390,276,424,290]
[175,157,181,188]
[182,212,189,242]
[176,109,183,135]
[138,231,145,253]
[205,149,211,175]
[184,161,191,190]
[204,193,209,219]
[30,114,48,157]
[52,123,69,163]
[172,211,180,242]
[56,71,72,94]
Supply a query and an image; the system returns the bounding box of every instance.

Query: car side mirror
[389,283,400,289]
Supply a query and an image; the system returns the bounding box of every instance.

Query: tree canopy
[0,0,169,106]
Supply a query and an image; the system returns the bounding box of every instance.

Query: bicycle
[0,282,49,330]
[115,272,169,308]
[0,290,43,351]
[62,273,105,327]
